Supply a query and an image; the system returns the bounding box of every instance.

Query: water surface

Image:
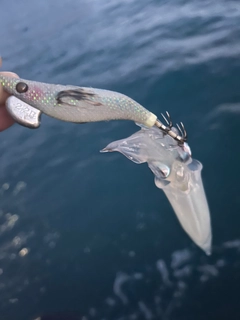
[1,0,240,319]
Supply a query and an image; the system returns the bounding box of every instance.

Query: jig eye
[16,82,28,93]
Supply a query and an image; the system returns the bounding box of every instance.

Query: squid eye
[16,82,28,93]
[149,162,170,179]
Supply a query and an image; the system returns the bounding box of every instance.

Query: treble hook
[176,122,187,142]
[154,111,188,145]
[161,111,173,130]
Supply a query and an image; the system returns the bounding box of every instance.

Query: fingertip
[0,106,15,131]
[0,71,19,78]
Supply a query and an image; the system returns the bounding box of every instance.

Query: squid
[0,72,212,254]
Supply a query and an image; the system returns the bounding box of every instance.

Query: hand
[0,72,19,131]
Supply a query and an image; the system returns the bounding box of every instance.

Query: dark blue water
[1,0,240,319]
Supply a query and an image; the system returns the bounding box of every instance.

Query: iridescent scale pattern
[0,75,157,126]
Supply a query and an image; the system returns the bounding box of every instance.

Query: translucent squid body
[0,73,212,254]
[102,125,212,255]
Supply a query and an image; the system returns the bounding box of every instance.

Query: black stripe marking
[56,89,102,106]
